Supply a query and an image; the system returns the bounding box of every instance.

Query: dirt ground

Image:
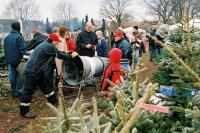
[0,53,156,133]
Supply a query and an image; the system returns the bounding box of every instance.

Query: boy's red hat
[49,33,61,42]
[114,31,123,37]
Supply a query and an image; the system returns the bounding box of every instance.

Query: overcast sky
[0,0,147,22]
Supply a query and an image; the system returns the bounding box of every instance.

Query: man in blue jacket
[113,31,133,65]
[4,22,26,97]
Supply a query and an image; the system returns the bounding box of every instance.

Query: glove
[71,52,78,58]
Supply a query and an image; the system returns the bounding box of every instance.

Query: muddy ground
[0,53,157,133]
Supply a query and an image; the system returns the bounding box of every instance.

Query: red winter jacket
[66,37,76,52]
[101,48,125,92]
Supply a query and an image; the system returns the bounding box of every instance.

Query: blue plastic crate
[160,85,200,98]
[120,59,130,69]
[160,86,177,96]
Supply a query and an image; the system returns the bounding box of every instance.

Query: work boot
[22,112,36,118]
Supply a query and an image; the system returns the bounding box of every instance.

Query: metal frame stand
[64,77,101,99]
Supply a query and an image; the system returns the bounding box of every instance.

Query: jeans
[155,48,163,61]
[8,64,23,94]
[135,49,140,65]
[149,48,155,61]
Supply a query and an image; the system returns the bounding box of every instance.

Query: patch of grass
[0,80,4,99]
[37,102,47,109]
[9,124,25,133]
[1,103,17,112]
[97,98,112,110]
[9,127,20,133]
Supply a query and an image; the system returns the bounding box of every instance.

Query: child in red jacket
[100,48,125,98]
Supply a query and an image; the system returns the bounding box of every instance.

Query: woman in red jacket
[66,32,76,52]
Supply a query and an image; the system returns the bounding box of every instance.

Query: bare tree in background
[144,0,200,24]
[144,0,176,24]
[99,0,133,27]
[2,0,40,21]
[171,0,200,23]
[53,0,76,28]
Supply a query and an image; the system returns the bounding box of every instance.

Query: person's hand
[85,44,92,48]
[91,45,96,51]
[146,33,151,37]
[118,27,123,31]
[71,52,78,58]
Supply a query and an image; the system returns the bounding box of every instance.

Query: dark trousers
[20,70,57,115]
[149,47,156,61]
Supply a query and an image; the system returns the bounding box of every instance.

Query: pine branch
[115,83,159,132]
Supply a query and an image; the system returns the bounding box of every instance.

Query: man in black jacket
[20,33,78,118]
[76,22,98,57]
[4,22,26,97]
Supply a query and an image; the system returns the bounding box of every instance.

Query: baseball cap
[114,31,123,37]
[49,33,61,42]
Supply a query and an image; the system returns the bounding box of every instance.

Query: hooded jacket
[101,48,125,92]
[4,22,26,65]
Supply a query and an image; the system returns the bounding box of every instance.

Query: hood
[11,22,21,33]
[109,48,122,64]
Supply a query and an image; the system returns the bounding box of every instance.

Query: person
[52,27,59,34]
[148,29,156,61]
[73,28,81,41]
[20,33,78,118]
[55,26,68,77]
[26,28,48,51]
[110,32,115,48]
[76,22,98,57]
[66,31,76,52]
[4,22,26,97]
[113,31,132,65]
[132,26,143,64]
[154,25,168,62]
[96,30,108,57]
[100,48,125,98]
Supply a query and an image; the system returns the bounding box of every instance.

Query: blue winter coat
[96,38,108,57]
[113,39,132,60]
[4,30,26,65]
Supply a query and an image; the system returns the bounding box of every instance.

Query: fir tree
[85,14,88,23]
[102,19,106,38]
[46,18,52,34]
[91,18,94,26]
[81,18,85,31]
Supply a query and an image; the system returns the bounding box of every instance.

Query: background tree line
[1,0,200,29]
[143,0,200,24]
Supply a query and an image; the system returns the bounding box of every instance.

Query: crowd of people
[3,21,167,118]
